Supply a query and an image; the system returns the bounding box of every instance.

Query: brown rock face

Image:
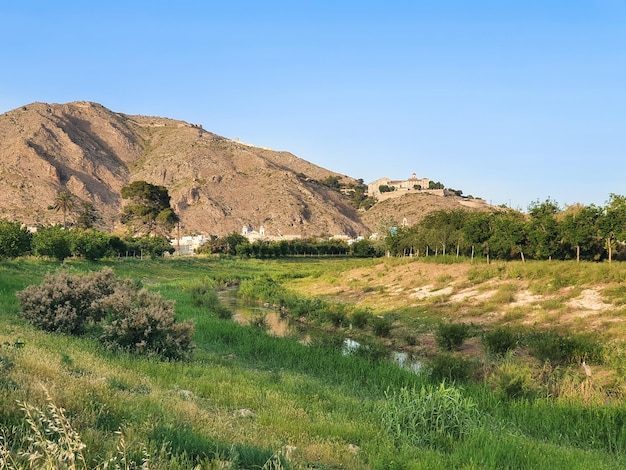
[0,101,369,237]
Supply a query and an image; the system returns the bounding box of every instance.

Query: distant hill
[0,101,369,237]
[0,101,493,238]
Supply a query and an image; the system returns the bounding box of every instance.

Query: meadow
[1,256,626,469]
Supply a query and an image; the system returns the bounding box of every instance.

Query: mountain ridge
[0,101,489,238]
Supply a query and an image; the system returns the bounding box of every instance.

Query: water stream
[217,287,423,374]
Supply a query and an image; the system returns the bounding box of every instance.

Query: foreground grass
[1,257,626,468]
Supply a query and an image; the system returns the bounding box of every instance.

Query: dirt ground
[286,259,618,336]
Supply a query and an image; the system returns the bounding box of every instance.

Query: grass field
[1,256,626,468]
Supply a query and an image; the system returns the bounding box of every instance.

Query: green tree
[560,204,603,262]
[32,226,72,260]
[0,219,31,258]
[120,181,179,236]
[75,201,99,229]
[463,212,493,262]
[526,198,561,260]
[70,229,112,261]
[489,211,527,261]
[599,194,626,263]
[52,191,75,229]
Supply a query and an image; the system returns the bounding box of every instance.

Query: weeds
[380,383,479,450]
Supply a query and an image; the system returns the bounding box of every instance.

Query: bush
[371,315,393,337]
[380,383,478,450]
[435,322,471,351]
[16,268,194,360]
[350,308,372,329]
[488,357,539,400]
[16,268,122,334]
[32,226,71,260]
[190,284,233,319]
[483,327,518,356]
[0,218,31,258]
[428,352,477,383]
[100,284,194,360]
[525,330,603,365]
[70,229,112,260]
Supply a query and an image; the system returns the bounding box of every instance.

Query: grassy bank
[1,257,626,468]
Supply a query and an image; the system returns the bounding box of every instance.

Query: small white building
[170,235,209,255]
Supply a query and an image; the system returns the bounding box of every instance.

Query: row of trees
[383,194,626,262]
[0,221,174,260]
[197,233,360,258]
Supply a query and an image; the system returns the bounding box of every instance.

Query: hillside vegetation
[2,256,626,469]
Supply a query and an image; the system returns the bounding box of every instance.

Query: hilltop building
[367,173,460,202]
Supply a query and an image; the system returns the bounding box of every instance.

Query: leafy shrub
[483,327,518,356]
[100,284,194,360]
[350,308,372,329]
[190,284,233,319]
[371,315,393,337]
[16,268,122,334]
[70,229,112,260]
[428,352,477,383]
[435,322,471,351]
[0,218,31,258]
[380,383,478,450]
[32,226,71,260]
[526,330,603,365]
[17,268,194,360]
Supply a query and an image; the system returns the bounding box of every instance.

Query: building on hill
[368,173,432,198]
[367,173,460,201]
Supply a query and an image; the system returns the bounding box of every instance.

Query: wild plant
[483,327,518,357]
[100,285,194,360]
[428,352,477,383]
[16,268,195,361]
[380,382,479,450]
[435,322,471,351]
[16,267,124,334]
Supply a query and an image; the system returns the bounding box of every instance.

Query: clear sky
[1,1,624,211]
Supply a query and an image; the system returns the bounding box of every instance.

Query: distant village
[171,172,458,255]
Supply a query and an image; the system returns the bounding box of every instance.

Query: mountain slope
[0,102,368,237]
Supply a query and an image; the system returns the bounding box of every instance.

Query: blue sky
[1,1,624,211]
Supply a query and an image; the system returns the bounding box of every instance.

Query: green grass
[2,257,626,468]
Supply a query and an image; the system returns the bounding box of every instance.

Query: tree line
[0,181,178,260]
[383,194,626,262]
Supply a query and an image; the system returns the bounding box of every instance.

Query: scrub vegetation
[1,256,626,469]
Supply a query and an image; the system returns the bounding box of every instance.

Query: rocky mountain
[0,101,369,237]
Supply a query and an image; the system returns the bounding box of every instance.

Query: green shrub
[371,315,393,337]
[70,229,112,260]
[483,327,518,356]
[428,352,476,383]
[435,322,471,351]
[32,226,71,260]
[488,358,538,400]
[190,284,233,319]
[525,330,603,365]
[380,383,478,450]
[0,218,31,258]
[350,308,372,329]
